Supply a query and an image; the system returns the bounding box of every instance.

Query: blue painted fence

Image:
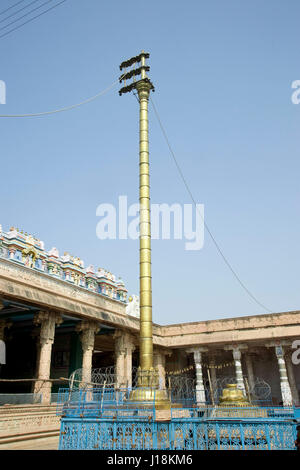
[57,388,298,450]
[59,418,296,450]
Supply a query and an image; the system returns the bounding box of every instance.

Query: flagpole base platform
[128,387,171,410]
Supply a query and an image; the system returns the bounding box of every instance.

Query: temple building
[0,225,299,407]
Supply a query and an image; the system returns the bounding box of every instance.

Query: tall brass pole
[137,63,153,373]
[120,52,169,405]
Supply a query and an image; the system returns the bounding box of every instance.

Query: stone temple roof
[0,225,127,303]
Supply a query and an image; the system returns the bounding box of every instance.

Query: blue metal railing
[294,406,300,419]
[57,387,298,450]
[171,405,296,421]
[59,418,297,450]
[57,387,156,420]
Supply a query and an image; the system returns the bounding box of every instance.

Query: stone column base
[33,380,51,404]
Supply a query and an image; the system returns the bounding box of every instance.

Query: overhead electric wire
[0,0,26,16]
[0,52,272,312]
[0,0,56,32]
[0,0,42,26]
[0,78,121,117]
[150,96,272,313]
[0,0,66,39]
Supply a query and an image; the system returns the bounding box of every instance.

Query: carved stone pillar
[274,346,293,405]
[76,321,100,387]
[285,352,299,404]
[232,349,246,393]
[209,355,217,391]
[154,349,170,390]
[33,311,63,404]
[114,330,126,388]
[124,334,135,389]
[187,347,207,405]
[244,353,255,393]
[114,330,135,388]
[224,345,247,393]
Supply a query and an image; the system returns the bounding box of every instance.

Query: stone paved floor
[0,435,59,450]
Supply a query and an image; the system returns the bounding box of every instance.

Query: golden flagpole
[137,57,153,374]
[119,52,169,406]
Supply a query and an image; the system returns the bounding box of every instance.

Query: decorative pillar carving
[124,333,135,389]
[33,311,63,404]
[187,347,207,405]
[274,345,293,405]
[114,330,135,388]
[285,352,299,404]
[209,355,217,393]
[76,320,100,387]
[232,349,246,393]
[244,353,256,396]
[154,349,170,390]
[224,345,247,393]
[114,330,126,388]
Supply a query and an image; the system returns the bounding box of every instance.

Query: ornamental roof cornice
[0,225,128,304]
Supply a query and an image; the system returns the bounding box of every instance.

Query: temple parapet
[0,225,127,303]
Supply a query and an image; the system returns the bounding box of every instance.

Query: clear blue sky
[0,0,299,324]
